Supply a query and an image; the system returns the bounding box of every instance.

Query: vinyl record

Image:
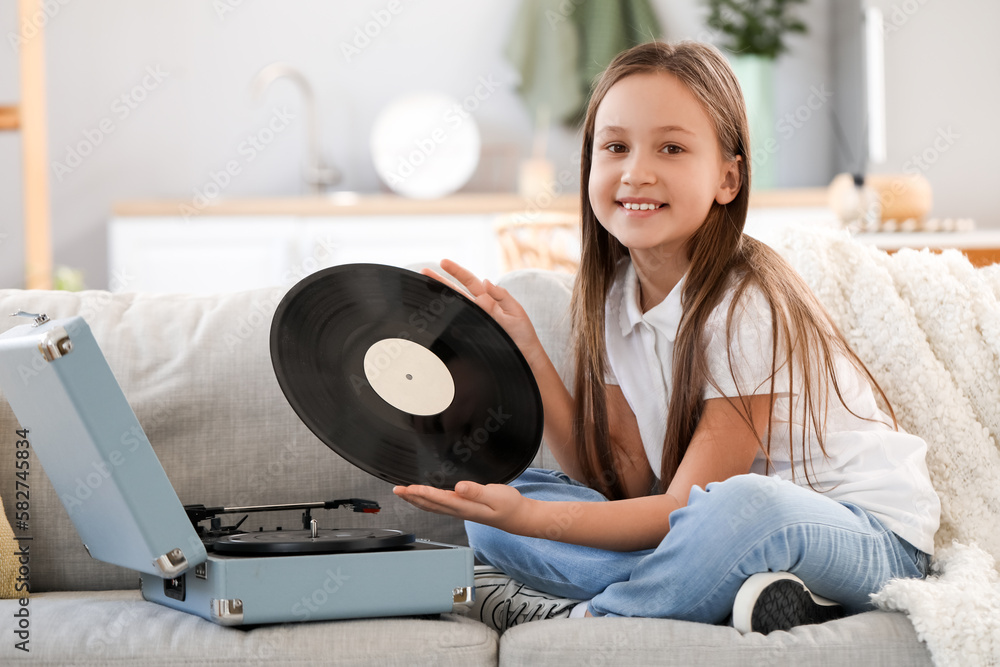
[270,264,543,489]
[213,528,415,555]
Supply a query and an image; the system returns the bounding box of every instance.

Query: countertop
[112,189,830,217]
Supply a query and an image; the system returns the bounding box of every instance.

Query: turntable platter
[213,528,416,555]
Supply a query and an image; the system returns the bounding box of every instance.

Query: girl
[393,40,938,634]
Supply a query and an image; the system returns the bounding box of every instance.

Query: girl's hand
[392,481,537,536]
[422,260,541,362]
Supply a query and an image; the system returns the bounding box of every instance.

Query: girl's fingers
[393,484,491,520]
[420,267,450,285]
[420,267,468,295]
[439,259,487,297]
[484,279,507,302]
[483,280,526,318]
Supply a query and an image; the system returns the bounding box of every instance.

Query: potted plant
[704,0,808,189]
[705,0,808,59]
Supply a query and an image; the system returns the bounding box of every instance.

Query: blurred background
[1,0,997,290]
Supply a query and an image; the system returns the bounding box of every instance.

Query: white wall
[867,0,1000,226]
[0,0,995,289]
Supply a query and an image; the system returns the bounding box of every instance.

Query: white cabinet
[108,215,502,294]
[297,216,498,276]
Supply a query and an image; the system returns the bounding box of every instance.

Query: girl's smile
[618,198,668,215]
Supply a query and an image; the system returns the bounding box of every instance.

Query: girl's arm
[424,260,586,480]
[394,393,771,551]
[430,261,658,497]
[605,384,658,498]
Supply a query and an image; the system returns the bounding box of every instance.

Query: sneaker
[467,565,582,634]
[732,572,845,634]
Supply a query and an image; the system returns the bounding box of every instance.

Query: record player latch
[10,310,49,326]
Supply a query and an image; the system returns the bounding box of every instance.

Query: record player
[0,265,543,626]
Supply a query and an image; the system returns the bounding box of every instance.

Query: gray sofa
[0,263,934,665]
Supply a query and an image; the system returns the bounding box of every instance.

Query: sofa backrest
[0,276,574,592]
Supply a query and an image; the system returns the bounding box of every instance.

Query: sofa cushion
[0,287,474,591]
[495,269,575,474]
[498,612,932,666]
[0,590,497,666]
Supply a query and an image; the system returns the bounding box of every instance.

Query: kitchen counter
[111,188,830,217]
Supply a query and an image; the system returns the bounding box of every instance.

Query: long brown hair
[571,41,895,499]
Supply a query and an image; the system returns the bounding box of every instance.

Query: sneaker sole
[733,573,845,634]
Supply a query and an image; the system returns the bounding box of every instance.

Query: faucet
[250,63,342,194]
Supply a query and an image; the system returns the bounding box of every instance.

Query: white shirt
[604,261,940,554]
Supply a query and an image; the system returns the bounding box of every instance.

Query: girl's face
[588,71,740,263]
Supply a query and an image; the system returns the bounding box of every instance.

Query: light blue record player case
[0,315,473,625]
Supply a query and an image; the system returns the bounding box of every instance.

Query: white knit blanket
[773,227,1000,666]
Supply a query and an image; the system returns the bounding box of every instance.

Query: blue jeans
[465,469,929,622]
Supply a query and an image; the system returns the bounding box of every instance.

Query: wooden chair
[494,212,580,274]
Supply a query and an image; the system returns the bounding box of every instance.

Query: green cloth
[505,0,662,127]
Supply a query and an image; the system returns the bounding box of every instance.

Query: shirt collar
[619,262,686,342]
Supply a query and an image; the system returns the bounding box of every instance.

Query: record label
[363,337,455,416]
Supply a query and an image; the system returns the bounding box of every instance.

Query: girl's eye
[662,144,683,155]
[606,143,627,154]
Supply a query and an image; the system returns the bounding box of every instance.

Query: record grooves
[270,264,543,489]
